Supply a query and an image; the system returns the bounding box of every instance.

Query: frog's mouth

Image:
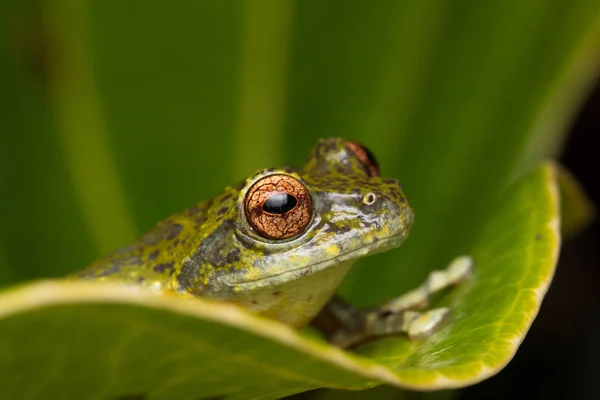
[224,234,406,291]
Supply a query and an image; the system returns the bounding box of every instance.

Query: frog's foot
[378,255,474,314]
[319,256,474,349]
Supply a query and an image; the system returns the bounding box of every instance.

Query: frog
[74,137,473,348]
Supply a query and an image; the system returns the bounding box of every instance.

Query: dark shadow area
[460,78,600,399]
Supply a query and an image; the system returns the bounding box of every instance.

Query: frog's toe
[406,307,451,340]
[446,255,474,285]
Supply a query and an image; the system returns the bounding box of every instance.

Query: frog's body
[76,138,471,346]
[77,138,411,328]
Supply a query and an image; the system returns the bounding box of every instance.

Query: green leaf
[0,163,560,399]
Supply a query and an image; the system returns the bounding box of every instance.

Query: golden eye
[244,175,312,240]
[345,140,380,177]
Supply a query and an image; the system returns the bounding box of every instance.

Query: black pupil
[263,192,297,214]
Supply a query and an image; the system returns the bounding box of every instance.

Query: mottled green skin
[76,138,414,327]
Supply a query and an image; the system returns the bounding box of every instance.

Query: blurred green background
[2,0,600,304]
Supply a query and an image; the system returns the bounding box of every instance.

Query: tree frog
[75,138,472,348]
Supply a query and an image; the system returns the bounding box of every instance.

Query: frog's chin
[225,234,406,291]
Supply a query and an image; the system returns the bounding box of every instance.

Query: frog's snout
[365,178,414,235]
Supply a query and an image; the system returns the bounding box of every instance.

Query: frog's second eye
[244,175,312,240]
[345,140,380,177]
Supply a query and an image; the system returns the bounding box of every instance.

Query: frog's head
[179,138,413,297]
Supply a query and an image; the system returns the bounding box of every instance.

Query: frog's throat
[223,234,406,292]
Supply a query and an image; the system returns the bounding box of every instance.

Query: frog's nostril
[363,193,376,205]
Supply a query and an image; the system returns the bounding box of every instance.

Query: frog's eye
[244,175,312,240]
[345,140,380,177]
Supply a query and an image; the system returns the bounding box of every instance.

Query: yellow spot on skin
[243,266,263,281]
[288,255,310,266]
[325,246,340,256]
[380,224,390,237]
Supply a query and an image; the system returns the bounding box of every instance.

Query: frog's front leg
[314,256,474,349]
